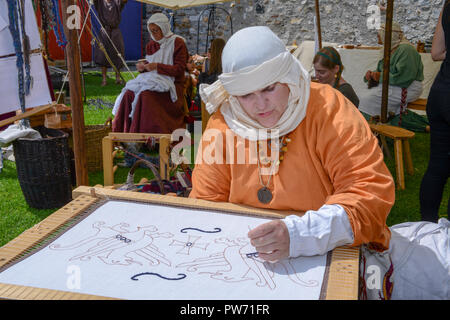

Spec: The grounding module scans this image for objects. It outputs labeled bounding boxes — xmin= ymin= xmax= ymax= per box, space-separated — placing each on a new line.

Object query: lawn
xmin=0 ymin=71 xmax=448 ymax=246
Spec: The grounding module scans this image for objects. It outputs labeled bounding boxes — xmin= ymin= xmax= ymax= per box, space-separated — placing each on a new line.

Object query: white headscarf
xmin=199 ymin=26 xmax=310 ymax=141
xmin=147 ymin=13 xmax=174 ymax=43
xmin=377 ymin=21 xmax=412 ymax=58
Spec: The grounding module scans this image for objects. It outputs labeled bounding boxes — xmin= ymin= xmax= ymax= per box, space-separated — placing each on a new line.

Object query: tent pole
xmin=314 ymin=0 xmax=322 ymax=49
xmin=381 ymin=0 xmax=394 ymax=123
xmin=62 ymin=0 xmax=89 ymax=186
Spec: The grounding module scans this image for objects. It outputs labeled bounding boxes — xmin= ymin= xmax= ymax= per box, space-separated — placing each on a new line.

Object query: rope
xmin=37 ymin=0 xmax=56 ymax=32
xmin=50 ymin=0 xmax=67 ymax=48
xmin=84 ymin=23 xmax=127 ymax=82
xmin=7 ymin=0 xmax=28 ymax=127
xmin=54 ymin=0 xmax=129 ymax=99
xmin=84 ymin=0 xmax=135 ymax=79
xmin=36 ymin=0 xmax=56 ymax=56
xmin=18 ymin=0 xmax=32 ymax=95
xmin=398 ymin=87 xmax=408 ymax=127
xmin=78 ymin=0 xmax=92 ymax=45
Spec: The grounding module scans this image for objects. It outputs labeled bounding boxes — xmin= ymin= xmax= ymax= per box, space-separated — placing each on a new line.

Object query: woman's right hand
xmin=365 ymin=70 xmax=372 ymax=81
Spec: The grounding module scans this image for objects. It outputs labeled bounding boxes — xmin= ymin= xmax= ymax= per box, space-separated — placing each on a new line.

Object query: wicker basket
xmin=85 ymin=118 xmax=112 ymax=172
xmin=67 ymin=118 xmax=112 ymax=172
xmin=13 ymin=126 xmax=72 ymax=209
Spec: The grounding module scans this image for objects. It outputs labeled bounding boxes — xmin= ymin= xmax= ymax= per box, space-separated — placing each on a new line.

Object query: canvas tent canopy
xmin=312 ymin=0 xmax=433 ymax=122
xmin=135 ymin=0 xmax=233 ymax=10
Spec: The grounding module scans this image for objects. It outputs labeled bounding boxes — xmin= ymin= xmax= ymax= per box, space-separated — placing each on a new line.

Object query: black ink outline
xmin=131 ymin=272 xmax=187 ymax=281
xmin=180 ymin=227 xmax=222 ymax=234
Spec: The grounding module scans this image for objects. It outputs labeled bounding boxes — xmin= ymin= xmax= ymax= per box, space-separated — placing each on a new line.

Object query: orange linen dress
xmin=189 ymin=82 xmax=395 ymax=250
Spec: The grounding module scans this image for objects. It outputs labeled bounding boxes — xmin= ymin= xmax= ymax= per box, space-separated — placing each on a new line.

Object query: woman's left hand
xmin=247 ymin=220 xmax=290 ymax=262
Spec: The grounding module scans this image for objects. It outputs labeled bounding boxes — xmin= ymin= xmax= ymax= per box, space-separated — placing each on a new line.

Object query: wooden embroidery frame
xmin=0 ymin=186 xmax=360 ymax=300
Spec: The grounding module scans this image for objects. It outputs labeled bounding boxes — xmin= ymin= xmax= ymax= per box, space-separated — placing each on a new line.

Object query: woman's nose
xmin=253 ymin=93 xmax=269 ymax=110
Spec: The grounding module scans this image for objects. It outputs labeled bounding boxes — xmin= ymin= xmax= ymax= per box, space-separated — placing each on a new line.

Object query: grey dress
xmin=93 ymin=0 xmax=126 ymax=70
xmin=337 ymin=82 xmax=360 ymax=108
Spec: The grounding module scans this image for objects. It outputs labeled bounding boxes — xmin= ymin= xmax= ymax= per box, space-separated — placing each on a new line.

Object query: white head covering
xmin=377 ymin=21 xmax=412 ymax=58
xmin=147 ymin=13 xmax=173 ymax=42
xmin=378 ymin=22 xmax=403 ymax=48
xmin=200 ymin=26 xmax=310 ymax=141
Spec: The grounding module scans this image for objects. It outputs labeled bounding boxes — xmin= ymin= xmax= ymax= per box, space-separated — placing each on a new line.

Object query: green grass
xmin=384 ymin=132 xmax=450 ymax=225
xmin=0 ymin=71 xmax=449 ymax=246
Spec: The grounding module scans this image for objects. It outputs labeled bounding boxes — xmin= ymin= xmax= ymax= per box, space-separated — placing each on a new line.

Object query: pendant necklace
xmin=256 ymin=136 xmax=289 ymax=204
xmin=256 ymin=158 xmax=276 ymax=204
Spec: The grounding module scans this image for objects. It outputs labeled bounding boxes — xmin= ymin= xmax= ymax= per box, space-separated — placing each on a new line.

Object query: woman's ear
xmin=333 ymin=65 xmax=340 ymax=75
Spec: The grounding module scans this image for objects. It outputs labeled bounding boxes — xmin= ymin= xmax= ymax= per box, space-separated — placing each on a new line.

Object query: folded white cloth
xmin=112 ymin=70 xmax=177 ymax=118
xmin=360 ymin=218 xmax=449 ymax=300
xmin=0 ymin=124 xmax=42 ymax=147
xmin=389 ymin=218 xmax=449 ymax=299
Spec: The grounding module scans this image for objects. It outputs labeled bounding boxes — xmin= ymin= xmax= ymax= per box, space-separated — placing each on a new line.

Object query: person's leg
xmin=101 ymin=66 xmax=107 ymax=86
xmin=359 ymin=85 xmax=403 ymax=117
xmin=115 ymin=70 xmax=123 ymax=85
xmin=419 ymin=90 xmax=450 ymax=222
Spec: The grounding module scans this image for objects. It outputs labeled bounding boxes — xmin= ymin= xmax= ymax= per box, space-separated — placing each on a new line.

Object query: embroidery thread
xmin=180 ymin=227 xmax=222 ymax=234
xmin=131 ymin=272 xmax=187 ymax=281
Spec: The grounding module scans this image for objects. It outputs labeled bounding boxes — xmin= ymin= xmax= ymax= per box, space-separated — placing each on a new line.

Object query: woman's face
xmin=236 ymin=82 xmax=290 ymax=128
xmin=149 ymin=23 xmax=163 ymax=41
xmin=314 ymin=62 xmax=339 ymax=85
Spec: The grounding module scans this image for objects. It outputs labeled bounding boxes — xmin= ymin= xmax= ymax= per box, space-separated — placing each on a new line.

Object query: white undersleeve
xmin=283 ymin=204 xmax=354 ymax=257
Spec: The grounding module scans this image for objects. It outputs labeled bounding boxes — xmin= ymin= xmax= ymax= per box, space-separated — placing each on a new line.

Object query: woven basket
xmin=84 ymin=118 xmax=112 ymax=172
xmin=67 ymin=118 xmax=112 ymax=172
xmin=13 ymin=126 xmax=72 ymax=209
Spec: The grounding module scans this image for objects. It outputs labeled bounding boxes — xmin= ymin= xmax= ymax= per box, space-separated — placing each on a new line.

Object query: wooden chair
xmin=369 ymin=123 xmax=415 ymax=190
xmin=102 ymin=132 xmax=172 ymax=186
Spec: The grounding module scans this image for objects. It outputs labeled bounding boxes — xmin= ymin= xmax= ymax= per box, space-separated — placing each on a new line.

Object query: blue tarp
xmin=119 ymin=1 xmax=143 ymax=61
xmin=91 ymin=1 xmax=143 ymax=61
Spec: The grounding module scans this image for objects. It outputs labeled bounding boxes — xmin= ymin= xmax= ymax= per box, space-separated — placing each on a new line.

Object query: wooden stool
xmin=407 ymin=98 xmax=427 ymax=111
xmin=406 ymin=99 xmax=430 ymax=132
xmin=369 ymin=123 xmax=415 ymax=190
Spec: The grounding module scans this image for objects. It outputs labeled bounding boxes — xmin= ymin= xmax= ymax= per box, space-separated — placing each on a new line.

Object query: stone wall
xmin=144 ymin=0 xmax=445 ymax=55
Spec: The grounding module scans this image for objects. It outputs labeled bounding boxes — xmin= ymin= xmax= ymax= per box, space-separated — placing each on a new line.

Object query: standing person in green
xmin=359 ymin=22 xmax=424 ymax=118
xmin=93 ymin=0 xmax=127 ymax=87
xmin=420 ymin=1 xmax=450 ymax=222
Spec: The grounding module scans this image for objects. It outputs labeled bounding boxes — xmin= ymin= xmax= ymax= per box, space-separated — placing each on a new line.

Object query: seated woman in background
xmin=313 ymin=46 xmax=360 ymax=108
xmin=359 ymin=22 xmax=423 ymax=119
xmin=194 ymin=38 xmax=226 ymax=108
xmin=112 ymin=13 xmax=188 ymax=134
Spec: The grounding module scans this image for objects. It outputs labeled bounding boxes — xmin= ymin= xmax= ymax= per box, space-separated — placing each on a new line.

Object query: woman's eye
xmin=263 ymin=85 xmax=276 ymax=92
